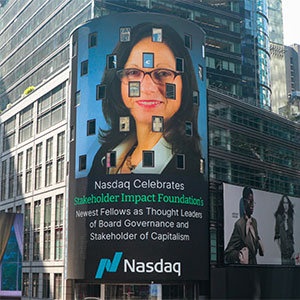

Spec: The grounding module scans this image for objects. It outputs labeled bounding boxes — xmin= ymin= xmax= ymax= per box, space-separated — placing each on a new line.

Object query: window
xmin=176 ymin=57 xmax=184 ymax=72
xmin=143 ymin=53 xmax=154 ymax=68
xmin=106 ymin=152 xmax=116 ymax=168
xmin=55 ymin=194 xmax=63 ymax=226
xmin=54 ymin=273 xmax=62 ymax=299
xmin=184 ymin=34 xmax=192 ymax=49
xmin=129 ymin=81 xmax=140 ymax=97
xmin=75 ymin=91 xmax=80 ymax=106
xmin=79 ymin=155 xmax=87 ymax=171
xmin=1 ymin=160 xmax=7 ymax=200
xmin=56 ymin=132 xmax=65 ymax=183
xmin=34 ymin=200 xmax=41 ymax=230
xmin=193 ymin=90 xmax=199 ymax=105
xmin=22 ymin=273 xmax=29 ymax=297
xmin=19 ymin=104 xmax=33 ymax=143
xmin=35 ymin=167 xmax=42 ymax=190
xmin=32 ymin=273 xmax=39 ymax=298
xmin=8 ymin=156 xmax=14 ymax=198
xmin=16 ymin=205 xmax=22 ymax=213
xmin=96 ymin=85 xmax=106 ymax=100
xmin=88 ymin=32 xmax=97 ymax=48
xmin=200 ymin=158 xmax=205 ymax=174
xmin=176 ymin=154 xmax=185 ymax=169
xmin=119 ymin=116 xmax=130 ymax=132
xmin=45 ymin=138 xmax=53 ymax=186
xmin=107 ymin=54 xmax=117 ymax=69
xmin=143 ymin=151 xmax=154 ymax=168
xmin=44 ymin=230 xmax=51 ymax=260
xmin=33 ymin=231 xmax=40 ymax=261
xmin=25 ymin=148 xmax=32 ymax=193
xmin=44 ymin=197 xmax=51 ymax=227
xmin=185 ymin=122 xmax=193 ymax=136
xmin=152 ymin=28 xmax=162 ymax=42
xmin=198 ymin=65 xmax=203 ymax=80
xmin=3 ymin=116 xmax=16 ymax=152
xmin=23 ymin=232 xmax=30 ymax=261
xmin=55 ymin=227 xmax=63 ymax=260
xmin=166 ymin=83 xmax=176 ymax=99
xmin=37 ymin=83 xmax=66 ymax=133
xmin=120 ymin=27 xmax=131 ymax=42
xmin=87 ymin=119 xmax=96 ymax=136
xmin=24 ymin=203 xmax=31 ymax=232
xmin=152 ymin=116 xmax=164 ymax=132
xmin=43 ymin=273 xmax=50 ymax=298
xmin=81 ymin=60 xmax=88 ymax=76
xmin=17 ymin=152 xmax=23 ymax=196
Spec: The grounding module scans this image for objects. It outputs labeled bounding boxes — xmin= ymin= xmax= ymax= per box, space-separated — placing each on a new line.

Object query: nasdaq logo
xmin=95 ymin=252 xmax=123 ymax=279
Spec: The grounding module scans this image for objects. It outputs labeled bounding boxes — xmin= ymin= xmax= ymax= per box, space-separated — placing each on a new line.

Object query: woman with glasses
xmin=274 ymin=195 xmax=295 ymax=265
xmin=89 ymin=22 xmax=202 ymax=175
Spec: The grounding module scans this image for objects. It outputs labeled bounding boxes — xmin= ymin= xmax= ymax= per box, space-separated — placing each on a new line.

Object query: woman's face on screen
xmin=120 ymin=36 xmax=182 ymax=125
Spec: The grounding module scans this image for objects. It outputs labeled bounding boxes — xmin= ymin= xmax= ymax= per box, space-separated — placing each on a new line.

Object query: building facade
xmin=0 ymin=1 xmax=299 ymax=299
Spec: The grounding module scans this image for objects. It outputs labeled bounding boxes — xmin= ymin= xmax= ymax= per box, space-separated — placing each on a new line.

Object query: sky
xmin=282 ymin=0 xmax=300 ymax=45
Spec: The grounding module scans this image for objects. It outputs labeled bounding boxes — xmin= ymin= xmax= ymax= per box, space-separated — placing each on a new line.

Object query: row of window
xmin=209 ymin=157 xmax=300 ymax=197
xmin=23 ymin=194 xmax=64 ymax=261
xmin=1 ymin=131 xmax=65 ymax=201
xmin=3 ymin=83 xmax=66 ymax=153
xmin=22 ymin=272 xmax=62 ymax=299
xmin=208 ymin=97 xmax=300 ymax=144
xmin=209 ymin=125 xmax=300 ymax=170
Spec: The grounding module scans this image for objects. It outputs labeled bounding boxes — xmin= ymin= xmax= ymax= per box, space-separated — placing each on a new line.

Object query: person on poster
xmin=274 ymin=195 xmax=295 ymax=265
xmin=224 ymin=187 xmax=264 ymax=264
xmin=89 ymin=22 xmax=204 ymax=176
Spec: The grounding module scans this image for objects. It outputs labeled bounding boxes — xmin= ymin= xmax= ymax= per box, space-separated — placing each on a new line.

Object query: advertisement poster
xmin=224 ymin=183 xmax=300 ymax=265
xmin=0 ymin=213 xmax=23 ymax=297
xmin=68 ymin=13 xmax=208 ymax=281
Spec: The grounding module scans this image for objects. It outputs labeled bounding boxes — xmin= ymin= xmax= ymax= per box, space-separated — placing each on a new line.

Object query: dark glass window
xmin=79 ymin=155 xmax=87 ymax=171
xmin=81 ymin=60 xmax=88 ymax=76
xmin=185 ymin=122 xmax=193 ymax=136
xmin=184 ymin=34 xmax=192 ymax=49
xmin=88 ymin=32 xmax=97 ymax=48
xmin=176 ymin=154 xmax=185 ymax=169
xmin=193 ymin=90 xmax=199 ymax=105
xmin=107 ymin=54 xmax=117 ymax=69
xmin=143 ymin=151 xmax=154 ymax=168
xmin=96 ymin=85 xmax=106 ymax=100
xmin=166 ymin=83 xmax=176 ymax=99
xmin=87 ymin=119 xmax=96 ymax=136
xmin=176 ymin=58 xmax=184 ymax=72
xmin=106 ymin=152 xmax=116 ymax=168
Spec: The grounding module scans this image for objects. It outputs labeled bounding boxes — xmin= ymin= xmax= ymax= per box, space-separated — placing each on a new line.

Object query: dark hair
xmin=275 ymin=195 xmax=294 ymax=218
xmin=242 ymin=187 xmax=253 ymax=200
xmin=99 ymin=22 xmax=201 ymax=156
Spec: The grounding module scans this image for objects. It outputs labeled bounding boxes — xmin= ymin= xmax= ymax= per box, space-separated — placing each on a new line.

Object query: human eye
xmin=154 ymin=69 xmax=173 ymax=80
xmin=124 ymin=68 xmax=142 ymax=79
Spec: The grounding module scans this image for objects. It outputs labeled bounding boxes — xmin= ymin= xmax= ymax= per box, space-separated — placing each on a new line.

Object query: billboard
xmin=224 ymin=183 xmax=300 ymax=265
xmin=68 ymin=13 xmax=208 ymax=281
xmin=0 ymin=213 xmax=23 ymax=297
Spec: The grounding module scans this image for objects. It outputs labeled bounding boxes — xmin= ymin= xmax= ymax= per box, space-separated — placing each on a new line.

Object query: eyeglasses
xmin=116 ymin=68 xmax=182 ymax=85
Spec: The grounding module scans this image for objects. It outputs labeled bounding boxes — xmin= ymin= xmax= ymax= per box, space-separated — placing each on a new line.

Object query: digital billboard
xmin=0 ymin=213 xmax=23 ymax=297
xmin=68 ymin=13 xmax=208 ymax=281
xmin=224 ymin=183 xmax=300 ymax=265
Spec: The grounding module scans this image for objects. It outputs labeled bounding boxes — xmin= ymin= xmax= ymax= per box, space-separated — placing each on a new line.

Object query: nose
xmin=141 ymin=73 xmax=159 ymax=94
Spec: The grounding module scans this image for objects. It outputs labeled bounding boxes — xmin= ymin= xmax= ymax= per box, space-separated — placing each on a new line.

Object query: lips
xmin=136 ymin=100 xmax=163 ymax=108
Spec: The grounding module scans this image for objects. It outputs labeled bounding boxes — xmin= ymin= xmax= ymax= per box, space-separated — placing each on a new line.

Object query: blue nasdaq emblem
xmin=95 ymin=252 xmax=123 ymax=279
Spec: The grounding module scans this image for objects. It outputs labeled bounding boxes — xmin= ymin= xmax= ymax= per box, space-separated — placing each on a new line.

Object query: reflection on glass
xmin=152 ymin=28 xmax=162 ymax=42
xmin=152 ymin=116 xmax=164 ymax=132
xmin=166 ymin=83 xmax=176 ymax=99
xmin=107 ymin=54 xmax=117 ymax=69
xmin=120 ymin=27 xmax=131 ymax=42
xmin=143 ymin=53 xmax=154 ymax=68
xmin=143 ymin=151 xmax=154 ymax=167
xmin=119 ymin=116 xmax=130 ymax=132
xmin=129 ymin=81 xmax=140 ymax=97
